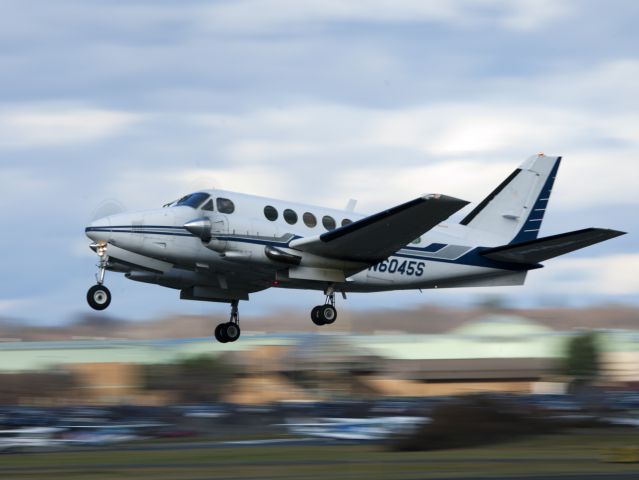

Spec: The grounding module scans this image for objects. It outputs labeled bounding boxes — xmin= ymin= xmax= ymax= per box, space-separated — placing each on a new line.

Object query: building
xmin=0 ymin=315 xmax=637 ymax=404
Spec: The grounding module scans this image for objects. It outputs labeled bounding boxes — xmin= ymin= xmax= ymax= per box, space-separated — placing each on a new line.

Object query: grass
xmin=0 ymin=430 xmax=638 ymax=479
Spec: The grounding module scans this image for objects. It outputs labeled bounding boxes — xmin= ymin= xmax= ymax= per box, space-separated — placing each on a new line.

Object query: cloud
xmin=197 ymin=0 xmax=574 ymax=34
xmin=0 ymin=298 xmax=31 ymax=315
xmin=175 ymin=99 xmax=639 ymax=210
xmin=104 ymin=165 xmax=293 ymax=209
xmin=0 ymin=167 xmax=51 ymax=197
xmin=490 ymin=59 xmax=639 ymax=112
xmin=0 ymin=105 xmax=141 ymax=149
xmin=496 ymin=0 xmax=574 ymax=31
xmin=526 ymin=253 xmax=639 ymax=296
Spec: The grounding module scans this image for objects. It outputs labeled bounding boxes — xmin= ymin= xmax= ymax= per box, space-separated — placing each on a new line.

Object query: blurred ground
xmin=1 ymin=303 xmax=637 ymax=479
xmin=1 ymin=430 xmax=638 ymax=480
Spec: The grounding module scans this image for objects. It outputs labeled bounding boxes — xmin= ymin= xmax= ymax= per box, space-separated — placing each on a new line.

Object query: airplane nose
xmin=85 ymin=216 xmax=111 ymax=242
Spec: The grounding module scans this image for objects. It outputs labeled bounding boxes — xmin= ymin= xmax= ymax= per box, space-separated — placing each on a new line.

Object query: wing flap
xmin=288 ymin=194 xmax=469 ymax=262
xmin=480 ymin=228 xmax=625 ymax=265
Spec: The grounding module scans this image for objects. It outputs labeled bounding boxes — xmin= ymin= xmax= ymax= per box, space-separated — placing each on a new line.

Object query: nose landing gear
xmin=214 ymin=300 xmax=241 ymax=343
xmin=311 ymin=289 xmax=338 ymax=326
xmin=87 ymin=241 xmax=112 ymax=311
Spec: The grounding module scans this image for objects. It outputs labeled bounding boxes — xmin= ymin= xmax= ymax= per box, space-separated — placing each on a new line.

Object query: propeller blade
xmin=91 ymin=199 xmax=126 ymax=222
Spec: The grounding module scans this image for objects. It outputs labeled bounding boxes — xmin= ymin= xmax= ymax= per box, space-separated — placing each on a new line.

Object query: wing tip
xmin=598 ymin=228 xmax=627 ymax=238
xmin=422 ymin=193 xmax=470 ymax=207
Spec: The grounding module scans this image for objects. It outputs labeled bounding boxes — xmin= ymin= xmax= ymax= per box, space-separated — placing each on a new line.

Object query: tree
xmin=143 ymin=354 xmax=236 ymax=403
xmin=563 ymin=331 xmax=600 ymax=389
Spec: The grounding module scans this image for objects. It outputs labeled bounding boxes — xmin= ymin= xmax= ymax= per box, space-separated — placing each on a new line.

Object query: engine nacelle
xmin=126 ymin=268 xmax=217 ymax=290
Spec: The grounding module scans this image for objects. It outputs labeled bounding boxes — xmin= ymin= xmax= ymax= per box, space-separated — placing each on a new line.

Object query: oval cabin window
xmin=283 ymin=209 xmax=298 ymax=225
xmin=303 ymin=212 xmax=317 ymax=228
xmin=322 ymin=215 xmax=336 ymax=231
xmin=264 ymin=205 xmax=278 ymax=221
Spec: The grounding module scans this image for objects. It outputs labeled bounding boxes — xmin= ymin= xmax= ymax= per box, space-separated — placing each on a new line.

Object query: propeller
xmin=90 ymin=198 xmax=126 ymax=222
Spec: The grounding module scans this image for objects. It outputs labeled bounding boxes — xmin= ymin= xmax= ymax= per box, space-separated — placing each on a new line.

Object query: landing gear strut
xmin=214 ymin=300 xmax=241 ymax=343
xmin=311 ymin=288 xmax=338 ymax=326
xmin=87 ymin=241 xmax=112 ymax=311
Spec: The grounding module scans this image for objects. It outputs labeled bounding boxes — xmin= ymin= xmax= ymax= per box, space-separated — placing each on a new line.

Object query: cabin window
xmin=303 ymin=212 xmax=317 ymax=228
xmin=341 ymin=218 xmax=352 ymax=227
xmin=322 ymin=215 xmax=336 ymax=231
xmin=174 ymin=192 xmax=210 ymax=209
xmin=283 ymin=209 xmax=298 ymax=225
xmin=201 ymin=199 xmax=214 ymax=211
xmin=216 ymin=197 xmax=235 ymax=214
xmin=264 ymin=205 xmax=278 ymax=221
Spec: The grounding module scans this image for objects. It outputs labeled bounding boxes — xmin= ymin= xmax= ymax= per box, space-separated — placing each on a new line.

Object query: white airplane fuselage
xmin=86 ymin=190 xmax=526 ymax=298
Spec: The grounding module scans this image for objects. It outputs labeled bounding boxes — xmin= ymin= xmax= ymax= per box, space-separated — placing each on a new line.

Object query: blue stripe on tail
xmin=510 ymin=157 xmax=561 ymax=244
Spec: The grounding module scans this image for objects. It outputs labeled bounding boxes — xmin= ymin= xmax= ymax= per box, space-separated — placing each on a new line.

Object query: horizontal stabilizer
xmin=289 ymin=194 xmax=469 ymax=263
xmin=480 ymin=228 xmax=625 ymax=265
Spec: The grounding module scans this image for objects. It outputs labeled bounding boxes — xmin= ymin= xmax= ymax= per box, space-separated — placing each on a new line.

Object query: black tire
xmin=214 ymin=324 xmax=228 ymax=343
xmin=311 ymin=305 xmax=325 ymax=326
xmin=224 ymin=322 xmax=241 ymax=342
xmin=87 ymin=284 xmax=111 ymax=311
xmin=320 ymin=305 xmax=337 ymax=324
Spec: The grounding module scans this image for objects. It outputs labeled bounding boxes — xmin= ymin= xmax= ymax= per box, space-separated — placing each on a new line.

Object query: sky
xmin=0 ymin=0 xmax=637 ymax=325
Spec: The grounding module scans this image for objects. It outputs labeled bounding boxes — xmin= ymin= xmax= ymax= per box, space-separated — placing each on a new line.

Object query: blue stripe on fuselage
xmin=84 ymin=227 xmax=536 ymax=271
xmin=85 ymin=226 xmax=193 ymax=237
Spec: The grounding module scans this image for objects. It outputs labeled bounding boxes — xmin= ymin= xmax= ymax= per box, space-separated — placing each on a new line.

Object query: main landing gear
xmin=214 ymin=300 xmax=241 ymax=343
xmin=87 ymin=241 xmax=112 ymax=311
xmin=311 ymin=289 xmax=338 ymax=326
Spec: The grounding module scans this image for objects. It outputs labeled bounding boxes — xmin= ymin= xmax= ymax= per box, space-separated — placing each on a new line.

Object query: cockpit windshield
xmin=164 ymin=192 xmax=211 ymax=209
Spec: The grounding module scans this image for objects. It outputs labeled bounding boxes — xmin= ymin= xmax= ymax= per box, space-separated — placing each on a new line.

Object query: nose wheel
xmin=87 ymin=284 xmax=111 ymax=310
xmin=87 ymin=241 xmax=112 ymax=311
xmin=214 ymin=300 xmax=241 ymax=343
xmin=311 ymin=289 xmax=338 ymax=326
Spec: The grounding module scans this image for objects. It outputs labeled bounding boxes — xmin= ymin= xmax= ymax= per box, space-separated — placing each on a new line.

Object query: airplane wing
xmin=480 ymin=228 xmax=625 ymax=265
xmin=288 ymin=194 xmax=469 ymax=263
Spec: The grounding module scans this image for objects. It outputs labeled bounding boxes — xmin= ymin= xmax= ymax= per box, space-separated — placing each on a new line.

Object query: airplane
xmin=85 ymin=154 xmax=625 ymax=343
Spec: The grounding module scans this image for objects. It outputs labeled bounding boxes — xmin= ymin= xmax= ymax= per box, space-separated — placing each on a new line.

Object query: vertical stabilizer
xmin=460 ymin=154 xmax=561 ymax=244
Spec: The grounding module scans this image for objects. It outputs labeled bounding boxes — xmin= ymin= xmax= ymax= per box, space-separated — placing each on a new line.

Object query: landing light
xmin=96 ymin=241 xmax=108 ymax=257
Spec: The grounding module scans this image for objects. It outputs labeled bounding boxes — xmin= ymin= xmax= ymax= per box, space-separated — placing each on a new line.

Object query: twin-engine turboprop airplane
xmin=85 ymin=154 xmax=625 ymax=342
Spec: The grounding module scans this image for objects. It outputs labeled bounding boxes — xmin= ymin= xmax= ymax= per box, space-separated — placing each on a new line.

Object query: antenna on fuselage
xmin=345 ymin=199 xmax=357 ymax=212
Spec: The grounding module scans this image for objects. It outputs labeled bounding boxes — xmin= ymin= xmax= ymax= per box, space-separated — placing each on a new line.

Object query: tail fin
xmin=460 ymin=154 xmax=561 ymax=244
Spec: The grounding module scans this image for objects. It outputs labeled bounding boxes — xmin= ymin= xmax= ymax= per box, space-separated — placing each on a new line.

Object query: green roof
xmin=450 ymin=315 xmax=555 ymax=338
xmin=0 ymin=336 xmax=295 ymax=372
xmin=0 ymin=315 xmax=637 ymax=372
